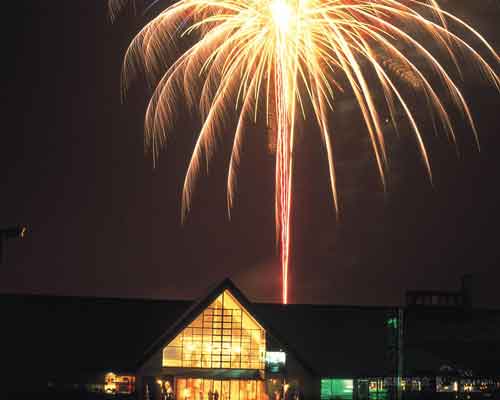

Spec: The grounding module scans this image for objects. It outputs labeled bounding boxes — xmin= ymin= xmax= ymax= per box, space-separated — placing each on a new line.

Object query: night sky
xmin=1 ymin=0 xmax=499 ymax=306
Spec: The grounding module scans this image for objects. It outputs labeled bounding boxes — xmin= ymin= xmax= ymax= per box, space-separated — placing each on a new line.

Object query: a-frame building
xmin=136 ymin=279 xmax=315 ymax=400
xmin=5 ymin=277 xmax=499 ymax=399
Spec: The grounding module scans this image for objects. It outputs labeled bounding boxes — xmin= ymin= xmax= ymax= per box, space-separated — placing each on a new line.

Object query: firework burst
xmin=110 ymin=0 xmax=499 ymax=304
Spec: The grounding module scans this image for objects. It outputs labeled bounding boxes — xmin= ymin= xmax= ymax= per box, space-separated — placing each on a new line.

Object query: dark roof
xmin=254 ymin=303 xmax=396 ymax=378
xmin=404 ymin=307 xmax=500 ymax=377
xmin=2 ymin=280 xmax=500 ymax=381
xmin=0 ymin=293 xmax=192 ymax=377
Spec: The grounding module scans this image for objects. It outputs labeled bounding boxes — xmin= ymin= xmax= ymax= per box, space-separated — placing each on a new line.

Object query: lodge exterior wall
xmin=283 ymin=348 xmax=319 ymax=400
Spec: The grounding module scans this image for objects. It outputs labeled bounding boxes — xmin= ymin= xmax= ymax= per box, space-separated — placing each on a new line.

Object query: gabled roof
xmin=3 ymin=281 xmax=499 ymax=382
xmin=138 ymin=278 xmax=244 ymax=367
xmin=137 ymin=278 xmax=315 ymax=375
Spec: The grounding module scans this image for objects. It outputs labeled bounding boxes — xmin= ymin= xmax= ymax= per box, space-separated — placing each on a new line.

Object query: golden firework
xmin=110 ymin=0 xmax=499 ymax=304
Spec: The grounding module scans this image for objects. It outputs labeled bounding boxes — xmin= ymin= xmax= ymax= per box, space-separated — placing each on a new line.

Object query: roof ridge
xmin=0 ymin=292 xmax=193 ymax=303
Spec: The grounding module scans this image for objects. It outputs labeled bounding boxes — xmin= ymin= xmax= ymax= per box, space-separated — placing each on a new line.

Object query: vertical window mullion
xmin=240 ymin=309 xmax=243 ymax=369
xmin=181 ymin=332 xmax=184 ymax=367
xmin=211 ymin=307 xmax=214 ymax=368
xmin=220 ymin=292 xmax=224 ymax=366
xmin=202 ymin=310 xmax=205 ymax=368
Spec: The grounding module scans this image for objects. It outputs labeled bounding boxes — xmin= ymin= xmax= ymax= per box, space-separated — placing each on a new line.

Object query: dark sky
xmin=1 ymin=1 xmax=499 ymax=306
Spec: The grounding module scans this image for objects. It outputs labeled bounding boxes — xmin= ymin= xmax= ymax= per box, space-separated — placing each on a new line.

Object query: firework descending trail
xmin=273 ymin=0 xmax=295 ymax=304
xmin=110 ymin=0 xmax=499 ymax=304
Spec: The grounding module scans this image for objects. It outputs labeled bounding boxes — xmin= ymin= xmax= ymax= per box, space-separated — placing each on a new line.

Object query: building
xmin=2 ymin=278 xmax=500 ymax=399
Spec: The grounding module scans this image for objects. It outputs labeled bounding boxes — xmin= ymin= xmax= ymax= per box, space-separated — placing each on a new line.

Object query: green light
xmin=387 ymin=317 xmax=398 ymax=329
xmin=321 ymin=379 xmax=353 ymax=400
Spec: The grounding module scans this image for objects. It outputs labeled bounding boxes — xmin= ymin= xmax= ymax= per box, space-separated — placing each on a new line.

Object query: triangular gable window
xmin=163 ymin=290 xmax=266 ymax=370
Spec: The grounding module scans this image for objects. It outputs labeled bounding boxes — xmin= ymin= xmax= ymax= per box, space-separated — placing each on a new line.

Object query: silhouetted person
xmin=214 ymin=389 xmax=219 ymax=400
xmin=164 ymin=382 xmax=174 ymax=400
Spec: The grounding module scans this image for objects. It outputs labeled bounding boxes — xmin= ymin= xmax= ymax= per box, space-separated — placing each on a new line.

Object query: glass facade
xmin=321 ymin=379 xmax=353 ymax=400
xmin=368 ymin=379 xmax=388 ymax=399
xmin=104 ymin=373 xmax=135 ymax=394
xmin=163 ymin=290 xmax=266 ymax=369
xmin=265 ymin=352 xmax=286 ymax=373
xmin=176 ymin=378 xmax=265 ymax=400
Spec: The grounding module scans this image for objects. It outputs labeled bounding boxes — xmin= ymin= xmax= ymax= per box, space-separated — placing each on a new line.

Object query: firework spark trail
xmin=273 ymin=0 xmax=293 ymax=304
xmin=110 ymin=0 xmax=500 ymax=305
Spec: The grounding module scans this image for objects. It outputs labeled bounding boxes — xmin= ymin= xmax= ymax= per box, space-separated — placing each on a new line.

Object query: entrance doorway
xmin=176 ymin=378 xmax=266 ymax=400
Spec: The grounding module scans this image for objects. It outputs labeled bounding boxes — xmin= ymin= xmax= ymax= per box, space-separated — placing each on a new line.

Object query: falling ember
xmin=272 ymin=0 xmax=294 ymax=304
xmin=110 ymin=0 xmax=500 ymax=305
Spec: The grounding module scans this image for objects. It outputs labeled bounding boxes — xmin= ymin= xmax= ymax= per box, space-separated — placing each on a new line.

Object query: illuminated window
xmin=104 ymin=373 xmax=135 ymax=395
xmin=368 ymin=379 xmax=389 ymax=399
xmin=387 ymin=318 xmax=398 ymax=329
xmin=321 ymin=379 xmax=353 ymax=400
xmin=265 ymin=352 xmax=286 ymax=373
xmin=163 ymin=290 xmax=266 ymax=369
xmin=176 ymin=378 xmax=265 ymax=400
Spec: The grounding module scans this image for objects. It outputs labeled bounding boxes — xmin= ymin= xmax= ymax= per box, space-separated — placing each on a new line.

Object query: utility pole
xmin=397 ymin=307 xmax=404 ymax=400
xmin=387 ymin=308 xmax=404 ymax=400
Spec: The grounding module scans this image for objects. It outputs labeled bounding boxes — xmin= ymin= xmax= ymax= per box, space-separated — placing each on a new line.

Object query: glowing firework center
xmin=270 ymin=0 xmax=292 ymax=32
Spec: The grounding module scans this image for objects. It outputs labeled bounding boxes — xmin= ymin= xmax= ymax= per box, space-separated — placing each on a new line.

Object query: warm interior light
xmin=104 ymin=373 xmax=117 ymax=393
xmin=163 ymin=290 xmax=265 ymax=369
